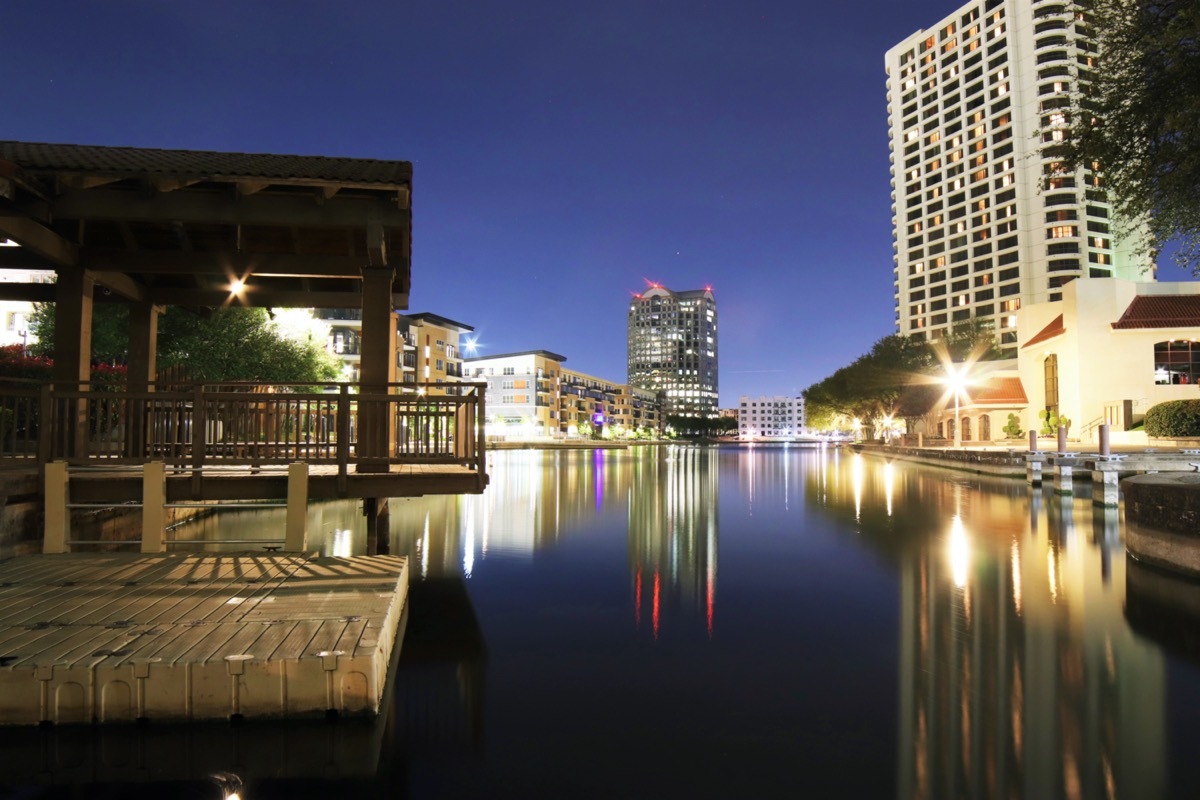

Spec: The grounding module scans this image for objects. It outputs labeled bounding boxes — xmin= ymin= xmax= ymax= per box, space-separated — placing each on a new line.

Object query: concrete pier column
xmin=1054 ymin=457 xmax=1074 ymax=496
xmin=285 ymin=462 xmax=309 ymax=551
xmin=43 ymin=460 xmax=70 ymax=554
xmin=141 ymin=461 xmax=166 ymax=553
xmin=1026 ymin=453 xmax=1045 ymax=486
xmin=1093 ymin=468 xmax=1120 ymax=508
xmin=364 ymin=496 xmax=390 ymax=556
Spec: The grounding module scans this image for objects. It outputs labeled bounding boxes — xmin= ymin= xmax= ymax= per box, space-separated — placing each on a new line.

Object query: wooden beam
xmin=0 ymin=209 xmax=78 ymax=266
xmin=144 ymin=287 xmax=404 ymax=308
xmin=52 ymin=188 xmax=409 ymax=229
xmin=92 ymin=271 xmax=146 ymax=302
xmin=237 ymin=181 xmax=271 ymax=196
xmin=0 ymin=282 xmax=55 ymax=302
xmin=77 ymin=249 xmax=372 ymax=277
xmin=152 ymin=177 xmax=203 ymax=193
xmin=57 ymin=174 xmax=123 ymax=191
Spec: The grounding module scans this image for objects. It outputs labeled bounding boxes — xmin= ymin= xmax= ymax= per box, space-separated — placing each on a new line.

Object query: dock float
xmin=0 ymin=552 xmax=408 ymax=725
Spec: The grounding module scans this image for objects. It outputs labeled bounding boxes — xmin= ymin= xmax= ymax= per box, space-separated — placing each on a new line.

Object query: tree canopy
xmin=802 ymin=322 xmax=1004 ymax=434
xmin=27 ymin=304 xmax=341 ymax=383
xmin=1057 ymin=0 xmax=1200 ymax=272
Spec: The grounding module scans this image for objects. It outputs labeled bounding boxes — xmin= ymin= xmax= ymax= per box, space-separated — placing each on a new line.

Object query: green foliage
xmin=29 ymin=305 xmax=340 ymax=384
xmin=803 ymin=325 xmax=1003 ymax=432
xmin=1055 ymin=0 xmax=1200 ymax=273
xmin=1002 ymin=413 xmax=1024 ymax=439
xmin=1144 ymin=400 xmax=1200 ymax=437
xmin=664 ymin=414 xmax=734 ymax=438
xmin=1038 ymin=409 xmax=1072 ymax=436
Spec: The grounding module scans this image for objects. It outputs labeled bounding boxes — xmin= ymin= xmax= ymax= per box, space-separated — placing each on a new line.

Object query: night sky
xmin=4 ymin=0 xmax=1166 ymax=406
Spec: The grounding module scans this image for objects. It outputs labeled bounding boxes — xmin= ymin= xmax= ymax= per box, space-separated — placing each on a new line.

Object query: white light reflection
xmin=1011 ymin=540 xmax=1022 ymax=615
xmin=883 ymin=462 xmax=895 ymax=517
xmin=949 ymin=515 xmax=970 ymax=589
xmin=331 ymin=528 xmax=352 ymax=558
xmin=463 ymin=498 xmax=475 ymax=578
xmin=1048 ymin=547 xmax=1059 ymax=603
xmin=851 ymin=454 xmax=864 ymax=521
xmin=420 ymin=512 xmax=430 ymax=578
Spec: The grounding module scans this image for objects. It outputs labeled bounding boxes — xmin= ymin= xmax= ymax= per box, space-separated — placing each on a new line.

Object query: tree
xmin=28 ymin=304 xmax=340 ymax=383
xmin=803 ymin=325 xmax=1005 ymax=436
xmin=1056 ymin=0 xmax=1200 ymax=272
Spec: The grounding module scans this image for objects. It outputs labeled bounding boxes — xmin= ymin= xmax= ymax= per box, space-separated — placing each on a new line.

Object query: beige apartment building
xmin=885 ymin=0 xmax=1154 ymax=357
xmin=465 ymin=351 xmax=663 ymax=439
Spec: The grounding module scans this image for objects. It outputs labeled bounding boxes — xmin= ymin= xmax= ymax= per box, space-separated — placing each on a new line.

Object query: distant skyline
xmin=1 ymin=0 xmax=1185 ymax=406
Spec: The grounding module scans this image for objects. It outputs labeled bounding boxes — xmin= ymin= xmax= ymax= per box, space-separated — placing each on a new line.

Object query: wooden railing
xmin=0 ymin=379 xmax=486 ymax=475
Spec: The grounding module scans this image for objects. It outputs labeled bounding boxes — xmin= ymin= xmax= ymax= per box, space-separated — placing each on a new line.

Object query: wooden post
xmin=141 ymin=461 xmax=166 ymax=553
xmin=126 ymin=302 xmax=160 ymax=459
xmin=358 ymin=267 xmax=397 ymax=472
xmin=1057 ymin=425 xmax=1067 ymax=454
xmin=285 ymin=462 xmax=309 ymax=552
xmin=1099 ymin=423 xmax=1110 ymax=457
xmin=52 ymin=269 xmax=94 ymax=458
xmin=43 ymin=460 xmax=69 ymax=554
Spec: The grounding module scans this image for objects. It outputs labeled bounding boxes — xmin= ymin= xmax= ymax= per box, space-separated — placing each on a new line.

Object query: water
xmin=7 ymin=445 xmax=1200 ymax=798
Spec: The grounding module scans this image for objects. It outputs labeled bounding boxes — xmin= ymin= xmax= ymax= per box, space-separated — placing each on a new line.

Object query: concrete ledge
xmin=1124 ymin=473 xmax=1200 ymax=577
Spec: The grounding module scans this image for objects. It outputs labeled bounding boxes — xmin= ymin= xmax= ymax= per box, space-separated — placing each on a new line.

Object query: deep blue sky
xmin=0 ymin=0 xmax=1055 ymax=404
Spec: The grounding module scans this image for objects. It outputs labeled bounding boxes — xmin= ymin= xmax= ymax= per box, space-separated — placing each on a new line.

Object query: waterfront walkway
xmin=0 ymin=551 xmax=408 ymax=725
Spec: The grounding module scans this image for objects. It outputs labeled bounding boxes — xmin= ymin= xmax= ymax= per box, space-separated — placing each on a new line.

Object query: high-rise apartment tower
xmin=627 ymin=284 xmax=718 ymax=418
xmin=886 ymin=0 xmax=1153 ymax=357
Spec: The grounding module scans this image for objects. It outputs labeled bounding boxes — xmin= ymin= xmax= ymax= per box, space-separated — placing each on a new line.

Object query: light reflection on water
xmin=18 ymin=445 xmax=1200 ymax=797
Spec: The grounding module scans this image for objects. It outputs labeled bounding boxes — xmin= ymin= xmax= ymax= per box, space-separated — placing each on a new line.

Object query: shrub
xmin=1002 ymin=413 xmax=1023 ymax=438
xmin=1144 ymin=400 xmax=1200 ymax=437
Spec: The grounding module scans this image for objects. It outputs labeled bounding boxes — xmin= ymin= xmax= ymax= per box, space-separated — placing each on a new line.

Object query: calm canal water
xmin=9 ymin=445 xmax=1200 ymax=798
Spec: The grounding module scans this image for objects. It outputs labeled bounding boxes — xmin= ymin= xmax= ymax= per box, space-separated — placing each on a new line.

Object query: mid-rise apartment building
xmin=738 ymin=396 xmax=807 ymax=440
xmin=885 ymin=0 xmax=1153 ymax=357
xmin=465 ymin=350 xmax=565 ymax=438
xmin=465 ymin=351 xmax=663 ymax=439
xmin=627 ymin=284 xmax=718 ymax=418
xmin=315 ymin=309 xmax=472 ymax=391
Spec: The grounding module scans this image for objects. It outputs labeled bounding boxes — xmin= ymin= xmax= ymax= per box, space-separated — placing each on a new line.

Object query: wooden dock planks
xmin=0 ymin=552 xmax=408 ymax=724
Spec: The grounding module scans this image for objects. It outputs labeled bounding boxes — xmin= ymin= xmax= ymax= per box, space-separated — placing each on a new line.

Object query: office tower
xmin=886 ymin=0 xmax=1154 ymax=357
xmin=627 ymin=284 xmax=718 ymax=418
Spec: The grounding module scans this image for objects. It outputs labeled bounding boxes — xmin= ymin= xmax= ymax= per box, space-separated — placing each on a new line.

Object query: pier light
xmin=230 ymin=278 xmax=245 ymax=296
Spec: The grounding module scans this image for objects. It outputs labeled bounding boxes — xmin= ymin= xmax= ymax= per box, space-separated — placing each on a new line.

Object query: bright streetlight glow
xmin=943 ymin=363 xmax=971 ymax=448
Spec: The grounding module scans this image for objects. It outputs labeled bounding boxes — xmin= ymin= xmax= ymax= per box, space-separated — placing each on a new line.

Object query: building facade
xmin=465 ymin=351 xmax=664 ymax=439
xmin=885 ymin=0 xmax=1154 ymax=358
xmin=627 ymin=284 xmax=718 ymax=418
xmin=465 ymin=350 xmax=565 ymax=438
xmin=737 ymin=396 xmax=807 ymax=441
xmin=315 ymin=309 xmax=472 ymax=391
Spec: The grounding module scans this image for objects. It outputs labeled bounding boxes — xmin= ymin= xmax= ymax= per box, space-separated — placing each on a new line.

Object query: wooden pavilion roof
xmin=0 ymin=141 xmax=412 ymax=309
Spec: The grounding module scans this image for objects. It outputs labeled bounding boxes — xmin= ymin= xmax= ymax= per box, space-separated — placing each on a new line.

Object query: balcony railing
xmin=0 ymin=379 xmax=486 ymax=477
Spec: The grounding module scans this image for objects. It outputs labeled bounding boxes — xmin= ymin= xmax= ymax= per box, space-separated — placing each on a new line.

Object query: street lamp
xmin=944 ymin=364 xmax=970 ymax=448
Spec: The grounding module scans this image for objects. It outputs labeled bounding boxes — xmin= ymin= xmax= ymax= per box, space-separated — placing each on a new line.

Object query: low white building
xmin=931 ymin=278 xmax=1200 ymax=445
xmin=738 ymin=396 xmax=806 ymax=440
xmin=1016 ymin=277 xmax=1200 ymax=441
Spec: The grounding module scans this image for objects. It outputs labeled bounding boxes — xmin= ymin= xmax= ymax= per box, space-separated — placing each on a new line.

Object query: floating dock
xmin=0 ymin=552 xmax=408 ymax=725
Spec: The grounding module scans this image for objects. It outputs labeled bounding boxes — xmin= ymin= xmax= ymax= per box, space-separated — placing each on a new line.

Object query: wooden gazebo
xmin=0 ymin=142 xmax=485 ymax=551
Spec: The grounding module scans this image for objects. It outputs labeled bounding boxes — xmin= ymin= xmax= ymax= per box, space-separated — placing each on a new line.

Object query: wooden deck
xmin=0 ymin=552 xmax=408 ymax=725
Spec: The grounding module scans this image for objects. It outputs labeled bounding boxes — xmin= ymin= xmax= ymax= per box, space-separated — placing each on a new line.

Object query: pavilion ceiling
xmin=0 ymin=141 xmax=412 ymax=309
